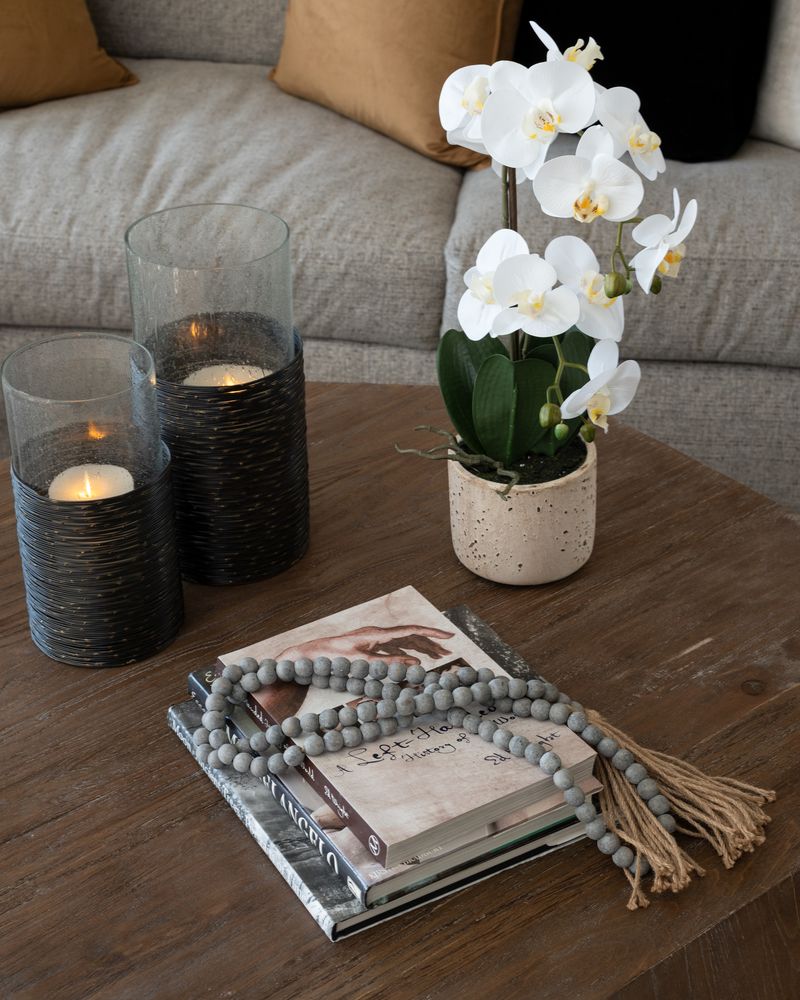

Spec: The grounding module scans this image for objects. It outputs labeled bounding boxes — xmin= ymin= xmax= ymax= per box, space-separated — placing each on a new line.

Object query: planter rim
xmin=451 ymin=440 xmax=596 ymax=496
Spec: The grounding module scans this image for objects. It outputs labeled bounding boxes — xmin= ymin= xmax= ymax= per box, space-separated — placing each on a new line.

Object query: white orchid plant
xmin=406 ymin=21 xmax=698 ymax=490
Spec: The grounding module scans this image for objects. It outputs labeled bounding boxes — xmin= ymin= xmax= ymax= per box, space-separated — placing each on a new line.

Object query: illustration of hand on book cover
xmin=217 ymin=587 xmax=597 ymax=866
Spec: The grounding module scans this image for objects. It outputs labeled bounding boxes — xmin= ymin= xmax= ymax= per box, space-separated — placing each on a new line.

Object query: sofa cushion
xmin=0 ymin=59 xmax=462 ymax=352
xmin=444 ymin=138 xmax=800 ymax=369
xmin=754 ymin=0 xmax=800 ymax=150
xmin=85 ymin=0 xmax=288 ymax=66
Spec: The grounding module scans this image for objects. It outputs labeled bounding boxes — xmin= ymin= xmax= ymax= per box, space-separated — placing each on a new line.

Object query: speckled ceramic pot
xmin=448 ymin=442 xmax=597 ymax=586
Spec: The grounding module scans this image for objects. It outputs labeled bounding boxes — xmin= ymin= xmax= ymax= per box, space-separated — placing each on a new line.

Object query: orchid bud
xmin=553 ymin=422 xmax=570 ymax=441
xmin=580 ymin=424 xmax=596 ymax=443
xmin=649 ymin=274 xmax=662 ymax=294
xmin=624 ymin=277 xmax=633 ymax=294
xmin=604 ymin=272 xmax=627 ymax=299
xmin=539 ymin=403 xmax=562 ymax=429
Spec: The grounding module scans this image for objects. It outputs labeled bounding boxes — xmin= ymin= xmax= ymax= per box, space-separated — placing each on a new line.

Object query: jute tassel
xmin=586 ymin=710 xmax=776 ymax=910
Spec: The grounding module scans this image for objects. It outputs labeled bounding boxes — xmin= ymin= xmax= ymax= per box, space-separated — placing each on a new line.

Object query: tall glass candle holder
xmin=2 ymin=334 xmax=184 ymax=667
xmin=125 ymin=203 xmax=309 ymax=585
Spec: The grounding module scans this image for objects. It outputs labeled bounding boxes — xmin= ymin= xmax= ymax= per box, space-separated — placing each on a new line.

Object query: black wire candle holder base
xmin=155 ymin=333 xmax=310 ymax=585
xmin=11 ymin=452 xmax=184 ymax=668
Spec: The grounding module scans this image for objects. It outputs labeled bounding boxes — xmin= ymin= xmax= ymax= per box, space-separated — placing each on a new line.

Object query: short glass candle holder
xmin=2 ymin=334 xmax=184 ymax=667
xmin=125 ymin=203 xmax=309 ymax=585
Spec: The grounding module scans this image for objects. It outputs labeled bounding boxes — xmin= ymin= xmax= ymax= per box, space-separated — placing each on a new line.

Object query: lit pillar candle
xmin=48 ymin=464 xmax=134 ymax=502
xmin=182 ymin=364 xmax=270 ymax=387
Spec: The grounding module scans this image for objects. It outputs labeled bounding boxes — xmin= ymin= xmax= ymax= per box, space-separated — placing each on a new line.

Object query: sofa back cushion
xmin=754 ymin=0 xmax=800 ymax=150
xmin=85 ymin=0 xmax=288 ymax=65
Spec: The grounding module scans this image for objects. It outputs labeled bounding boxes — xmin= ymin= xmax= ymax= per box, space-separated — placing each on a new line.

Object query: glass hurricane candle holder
xmin=125 ymin=203 xmax=309 ymax=585
xmin=2 ymin=334 xmax=184 ymax=667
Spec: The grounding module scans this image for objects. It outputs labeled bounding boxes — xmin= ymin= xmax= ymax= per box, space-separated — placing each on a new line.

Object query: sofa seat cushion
xmin=444 ymin=139 xmax=800 ymax=369
xmin=0 ymin=59 xmax=463 ymax=352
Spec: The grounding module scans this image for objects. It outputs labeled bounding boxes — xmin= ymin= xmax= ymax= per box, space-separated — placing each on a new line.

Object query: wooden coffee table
xmin=1 ymin=383 xmax=798 ymax=999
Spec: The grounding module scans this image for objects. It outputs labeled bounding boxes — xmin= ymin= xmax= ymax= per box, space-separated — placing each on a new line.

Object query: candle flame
xmin=222 ymin=373 xmax=237 ymax=386
xmin=80 ymin=471 xmax=94 ymax=500
xmin=189 ymin=320 xmax=207 ymax=339
xmin=87 ymin=421 xmax=106 ymax=440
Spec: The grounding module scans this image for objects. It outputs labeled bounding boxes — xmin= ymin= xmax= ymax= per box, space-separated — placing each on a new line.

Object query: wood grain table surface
xmin=1 ymin=383 xmax=798 ymax=1000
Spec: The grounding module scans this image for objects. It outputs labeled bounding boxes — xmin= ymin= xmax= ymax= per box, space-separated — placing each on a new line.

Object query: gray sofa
xmin=1 ymin=1 xmax=798 ymax=509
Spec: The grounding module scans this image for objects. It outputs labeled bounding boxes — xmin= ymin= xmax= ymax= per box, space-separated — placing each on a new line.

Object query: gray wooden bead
xmin=258 ymin=656 xmax=278 ymax=676
xmin=335 ymin=708 xmax=355 ymax=729
xmin=507 ymin=678 xmax=527 ymax=700
xmin=489 ymin=677 xmax=509 ymax=700
xmin=382 ymin=681 xmax=401 ymax=701
xmin=363 ymin=679 xmax=383 ymax=698
xmin=379 ymin=718 xmax=398 ymax=736
xmin=432 ymin=709 xmax=448 ymax=721
xmin=414 ymin=693 xmax=435 ymax=716
xmin=439 ymin=672 xmax=458 ymax=692
xmin=575 ymin=802 xmax=597 ymax=823
xmin=295 ymin=658 xmax=314 ymax=679
xmin=341 ymin=726 xmax=362 ymax=747
xmin=658 ymin=813 xmax=677 ymax=834
xmin=346 ymin=677 xmax=365 ymax=696
xmin=581 ymin=724 xmax=603 ymax=746
xmin=266 ymin=724 xmax=284 ymax=747
xmin=564 ymin=786 xmax=585 ymax=807
xmin=300 ymin=712 xmax=319 ymax=733
xmin=558 ymin=692 xmax=573 ymax=704
xmin=463 ymin=713 xmax=481 ymax=734
xmin=311 ymin=675 xmax=330 ymax=689
xmin=319 ymin=708 xmax=339 ymax=730
xmin=471 ymin=682 xmax=492 ymax=705
xmin=330 ymin=656 xmax=350 ymax=676
xmin=249 ymin=732 xmax=269 ymax=752
xmin=211 ymin=676 xmax=232 ymax=696
xmin=228 ymin=683 xmax=246 ymax=704
xmin=387 ymin=662 xmax=407 ymax=682
xmin=276 ymin=660 xmax=295 ymax=682
xmin=268 ymin=753 xmax=288 ymax=775
xmin=478 ymin=720 xmax=498 ymax=742
xmin=493 ymin=727 xmax=513 ymax=751
xmin=350 ymin=658 xmax=369 ymax=679
xmin=496 ymin=697 xmax=514 ymax=713
xmin=377 ymin=699 xmax=396 ymax=719
xmin=295 ymin=674 xmax=312 ymax=687
xmin=524 ymin=742 xmax=545 ymax=765
xmin=553 ymin=768 xmax=574 ymax=790
xmin=239 ymin=657 xmax=259 ymax=674
xmin=209 ymin=729 xmax=228 ymax=750
xmin=539 ymin=751 xmax=561 ymax=775
xmin=648 ymin=795 xmax=670 ymax=816
xmin=424 ymin=682 xmax=441 ymax=696
xmin=396 ymin=693 xmax=416 ymax=716
xmin=637 ymin=778 xmax=659 ymax=801
xmin=597 ymin=832 xmax=621 ymax=855
xmin=323 ymin=730 xmax=345 ymax=753
xmin=512 ymin=698 xmax=532 ymax=718
xmin=222 ymin=663 xmax=243 ymax=683
xmin=281 ymin=716 xmax=302 ymax=738
xmin=257 ymin=663 xmax=277 ymax=686
xmin=217 ymin=743 xmax=237 ymax=765
xmin=477 ymin=667 xmax=495 ymax=684
xmin=207 ymin=750 xmax=222 ymax=768
xmin=612 ymin=846 xmax=635 ymax=868
xmin=204 ymin=693 xmax=228 ymax=712
xmin=527 ymin=678 xmax=546 ymax=699
xmin=233 ymin=752 xmax=253 ymax=773
xmin=240 ymin=673 xmax=261 ymax=693
xmin=283 ymin=746 xmax=305 ymax=768
xmin=509 ymin=735 xmax=529 ymax=758
xmin=531 ymin=699 xmax=551 ymax=721
xmin=305 ymin=734 xmax=325 ymax=757
xmin=543 ymin=682 xmax=560 ymax=702
xmin=196 ymin=745 xmax=212 ymax=764
xmin=250 ymin=756 xmax=270 ymax=778
xmin=597 ymin=737 xmax=619 ymax=758
xmin=567 ymin=711 xmax=588 ymax=733
xmin=360 ymin=722 xmax=381 ymax=742
xmin=396 ymin=714 xmax=413 ymax=730
xmin=357 ymin=701 xmax=378 ymax=723
xmin=368 ymin=659 xmax=388 ymax=679
xmin=312 ymin=656 xmax=332 ymax=676
xmin=202 ymin=710 xmax=225 ymax=731
xmin=625 ymin=763 xmax=648 ymax=785
xmin=330 ymin=676 xmax=348 ymax=692
xmin=406 ymin=665 xmax=426 ymax=685
xmin=584 ymin=817 xmax=607 ymax=840
xmin=549 ymin=703 xmax=571 ymax=725
xmin=452 ymin=686 xmax=473 ymax=708
xmin=457 ymin=665 xmax=478 ymax=685
xmin=424 ymin=672 xmax=440 ymax=687
xmin=192 ymin=726 xmax=210 ymax=747
xmin=612 ymin=748 xmax=635 ymax=771
xmin=433 ymin=689 xmax=454 ymax=711
xmin=448 ymin=708 xmax=468 ymax=727
xmin=629 ymin=856 xmax=651 ymax=877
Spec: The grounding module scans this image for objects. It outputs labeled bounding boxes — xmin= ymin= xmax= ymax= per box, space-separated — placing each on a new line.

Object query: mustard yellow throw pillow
xmin=0 ymin=0 xmax=137 ymax=110
xmin=272 ymin=0 xmax=522 ymax=167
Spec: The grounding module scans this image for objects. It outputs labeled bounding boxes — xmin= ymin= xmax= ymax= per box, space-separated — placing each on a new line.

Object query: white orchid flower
xmin=629 ymin=188 xmax=698 ymax=292
xmin=491 ymin=254 xmax=580 ymax=339
xmin=597 ymin=87 xmax=665 ymax=181
xmin=560 ymin=341 xmax=641 ymax=430
xmin=439 ymin=63 xmax=491 ymax=153
xmin=458 ymin=229 xmax=530 ymax=340
xmin=481 ymin=60 xmax=596 ymax=179
xmin=544 ymin=235 xmax=624 ymax=341
xmin=532 ymin=126 xmax=644 ymax=223
xmin=529 ymin=20 xmax=604 ymax=72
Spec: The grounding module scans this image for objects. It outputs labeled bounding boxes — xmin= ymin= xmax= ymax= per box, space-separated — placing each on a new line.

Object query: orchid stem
xmin=501 ymin=166 xmax=509 ymax=229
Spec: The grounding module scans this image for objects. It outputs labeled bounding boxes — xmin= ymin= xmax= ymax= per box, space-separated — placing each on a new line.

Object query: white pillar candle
xmin=48 ymin=464 xmax=135 ymax=502
xmin=182 ymin=364 xmax=270 ymax=387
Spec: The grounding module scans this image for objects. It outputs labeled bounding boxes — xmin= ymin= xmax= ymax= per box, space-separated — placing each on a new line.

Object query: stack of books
xmin=168 ymin=588 xmax=599 ymax=940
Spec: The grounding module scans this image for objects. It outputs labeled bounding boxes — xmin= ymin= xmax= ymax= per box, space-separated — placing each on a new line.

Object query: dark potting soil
xmin=470 ymin=438 xmax=588 ymax=486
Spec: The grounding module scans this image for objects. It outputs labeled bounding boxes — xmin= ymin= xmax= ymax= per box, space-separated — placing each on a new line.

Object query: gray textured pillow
xmin=754 ymin=0 xmax=800 ymax=149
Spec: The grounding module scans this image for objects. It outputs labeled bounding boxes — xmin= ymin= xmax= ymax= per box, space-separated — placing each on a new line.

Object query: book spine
xmin=188 ymin=670 xmax=370 ymax=905
xmin=212 ymin=659 xmax=391 ymax=865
